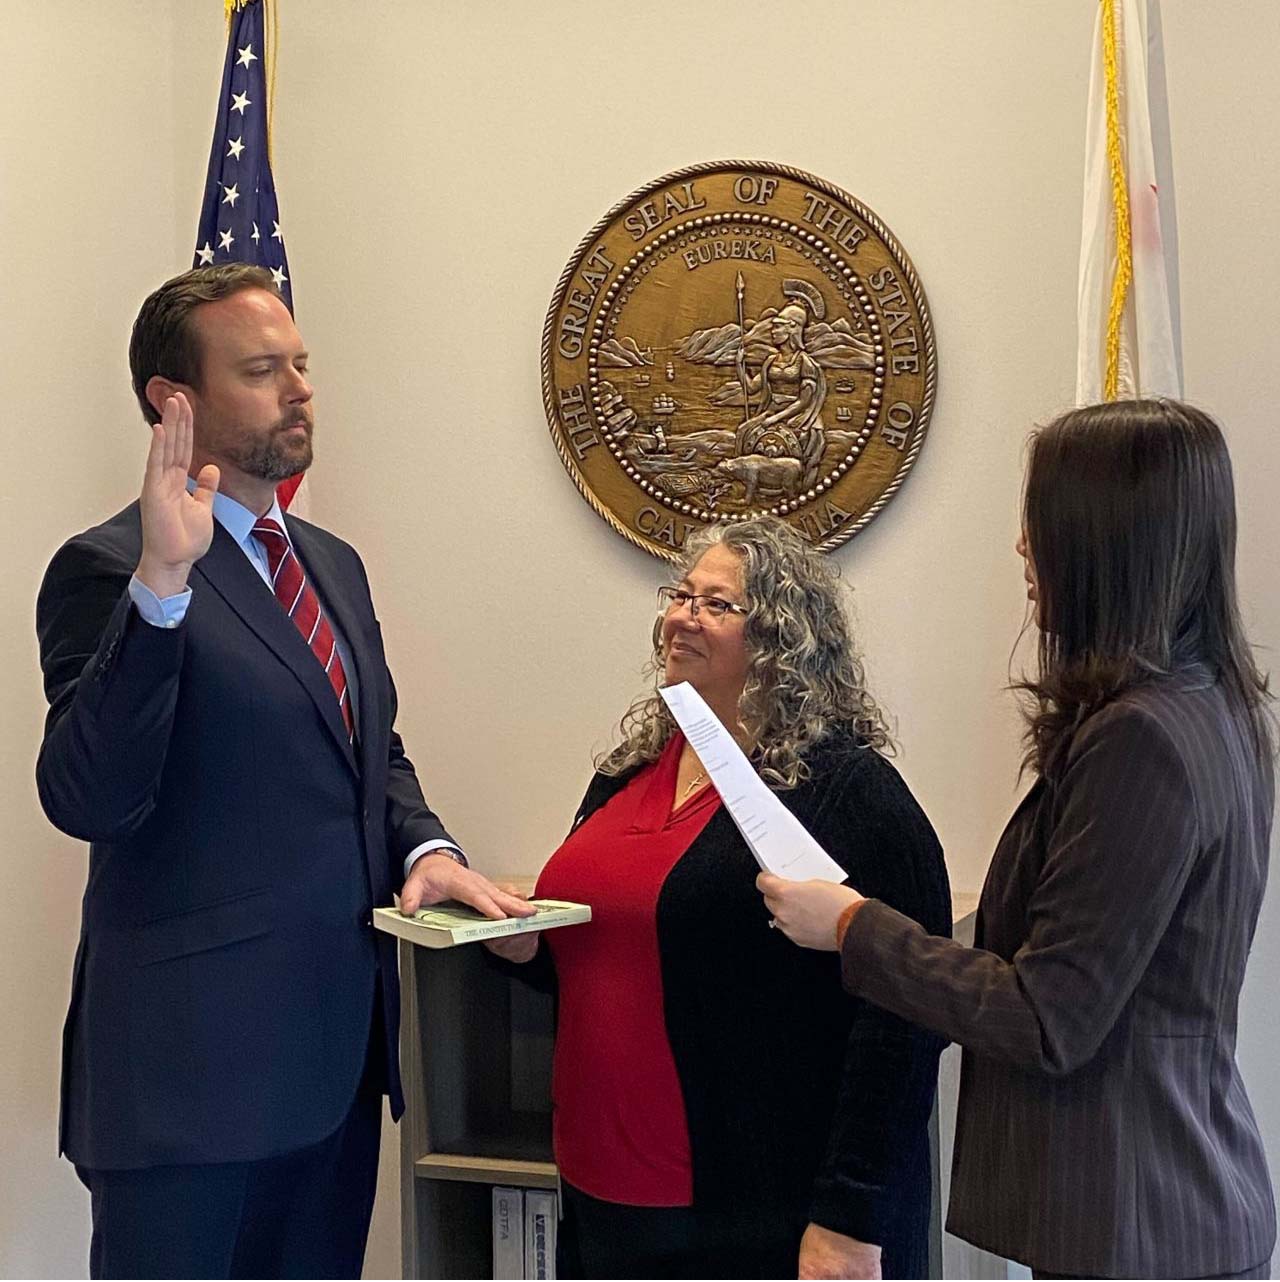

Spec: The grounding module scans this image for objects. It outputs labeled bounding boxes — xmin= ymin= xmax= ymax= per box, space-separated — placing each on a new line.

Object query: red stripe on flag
xmin=276 ymin=473 xmax=304 ymax=509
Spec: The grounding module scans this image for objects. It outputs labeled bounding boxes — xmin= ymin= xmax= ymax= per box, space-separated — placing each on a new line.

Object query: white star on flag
xmin=196 ymin=242 xmax=215 ymax=265
xmin=221 ymin=183 xmax=240 ymax=208
xmin=270 ymin=266 xmax=289 ymax=289
xmin=271 ymin=220 xmax=283 ymax=241
xmin=218 ymin=228 xmax=235 ymax=252
xmin=231 ymin=91 xmax=251 ymax=115
xmin=251 ymin=222 xmax=261 ymax=244
xmin=227 ymin=137 xmax=245 ymax=161
xmin=237 ymin=43 xmax=258 ymax=69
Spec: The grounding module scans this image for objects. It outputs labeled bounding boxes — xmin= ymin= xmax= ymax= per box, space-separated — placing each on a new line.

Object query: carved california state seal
xmin=542 ymin=161 xmax=936 ymax=560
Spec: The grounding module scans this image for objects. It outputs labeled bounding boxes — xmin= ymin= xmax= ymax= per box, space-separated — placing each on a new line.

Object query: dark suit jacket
xmin=36 ymin=501 xmax=455 ymax=1170
xmin=518 ymin=731 xmax=952 ymax=1278
xmin=841 ymin=671 xmax=1276 ymax=1277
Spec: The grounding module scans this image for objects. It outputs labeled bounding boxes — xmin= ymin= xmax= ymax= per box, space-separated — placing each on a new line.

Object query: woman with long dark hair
xmin=761 ymin=399 xmax=1276 ymax=1279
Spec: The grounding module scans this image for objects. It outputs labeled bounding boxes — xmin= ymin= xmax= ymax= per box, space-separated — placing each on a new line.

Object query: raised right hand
xmin=136 ymin=393 xmax=219 ymax=598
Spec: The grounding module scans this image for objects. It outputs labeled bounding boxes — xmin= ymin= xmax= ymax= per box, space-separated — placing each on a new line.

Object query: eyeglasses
xmin=657 ymin=586 xmax=748 ymax=622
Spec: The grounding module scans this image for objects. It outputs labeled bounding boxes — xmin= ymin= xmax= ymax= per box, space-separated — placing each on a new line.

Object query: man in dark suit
xmin=36 ymin=264 xmax=530 ymax=1278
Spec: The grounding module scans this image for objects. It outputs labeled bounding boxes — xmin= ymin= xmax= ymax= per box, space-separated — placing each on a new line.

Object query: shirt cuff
xmin=403 ymin=840 xmax=468 ymax=880
xmin=128 ymin=574 xmax=192 ymax=629
xmin=835 ymin=898 xmax=869 ymax=950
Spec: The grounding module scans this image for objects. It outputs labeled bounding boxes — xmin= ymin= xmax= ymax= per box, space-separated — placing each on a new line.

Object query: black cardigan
xmin=520 ymin=730 xmax=951 ymax=1273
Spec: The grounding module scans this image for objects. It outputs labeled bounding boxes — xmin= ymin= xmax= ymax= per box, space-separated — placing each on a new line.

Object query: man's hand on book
xmin=483 ymin=884 xmax=541 ymax=963
xmin=401 ymin=855 xmax=535 ymax=921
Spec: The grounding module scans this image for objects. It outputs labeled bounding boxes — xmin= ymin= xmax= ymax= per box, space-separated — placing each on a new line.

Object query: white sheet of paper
xmin=659 ymin=681 xmax=847 ymax=883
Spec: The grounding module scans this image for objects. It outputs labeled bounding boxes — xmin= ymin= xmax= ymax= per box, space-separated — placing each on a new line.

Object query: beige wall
xmin=2 ymin=2 xmax=1277 ymax=1276
xmin=1 ymin=5 xmax=181 ymax=1275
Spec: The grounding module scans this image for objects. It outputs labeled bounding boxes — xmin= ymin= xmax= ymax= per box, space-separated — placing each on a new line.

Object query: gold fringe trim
xmin=266 ymin=0 xmax=279 ymax=166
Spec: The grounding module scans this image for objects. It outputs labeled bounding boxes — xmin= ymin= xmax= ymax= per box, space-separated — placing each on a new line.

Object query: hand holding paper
xmin=659 ymin=681 xmax=847 ymax=883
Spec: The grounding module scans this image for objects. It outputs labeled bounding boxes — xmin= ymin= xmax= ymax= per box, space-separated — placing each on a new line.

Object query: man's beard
xmin=225 ymin=414 xmax=314 ymax=482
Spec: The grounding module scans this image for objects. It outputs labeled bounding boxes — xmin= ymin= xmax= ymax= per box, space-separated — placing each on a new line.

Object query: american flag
xmin=194 ymin=0 xmax=291 ymax=307
xmin=194 ymin=0 xmax=304 ymax=507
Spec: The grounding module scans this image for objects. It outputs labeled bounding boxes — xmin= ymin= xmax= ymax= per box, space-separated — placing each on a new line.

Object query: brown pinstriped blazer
xmin=841 ymin=669 xmax=1275 ymax=1278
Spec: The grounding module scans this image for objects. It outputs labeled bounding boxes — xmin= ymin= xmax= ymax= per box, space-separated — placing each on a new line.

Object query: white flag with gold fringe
xmin=1076 ymin=0 xmax=1183 ymax=403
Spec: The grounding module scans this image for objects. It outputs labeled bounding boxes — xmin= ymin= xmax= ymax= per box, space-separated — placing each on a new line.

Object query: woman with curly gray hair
xmin=490 ymin=516 xmax=951 ymax=1280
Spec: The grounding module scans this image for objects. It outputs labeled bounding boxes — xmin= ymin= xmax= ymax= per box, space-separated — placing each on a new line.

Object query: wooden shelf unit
xmin=399 ymin=937 xmax=557 ymax=1279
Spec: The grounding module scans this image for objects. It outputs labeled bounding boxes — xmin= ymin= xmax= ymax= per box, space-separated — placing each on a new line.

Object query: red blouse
xmin=535 ymin=734 xmax=721 ymax=1206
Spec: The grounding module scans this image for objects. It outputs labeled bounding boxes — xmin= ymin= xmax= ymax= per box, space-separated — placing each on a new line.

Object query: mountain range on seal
xmin=676 ymin=313 xmax=875 ymax=369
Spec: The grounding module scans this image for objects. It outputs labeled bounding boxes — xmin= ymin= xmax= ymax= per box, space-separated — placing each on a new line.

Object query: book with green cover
xmin=372 ymin=898 xmax=590 ymax=949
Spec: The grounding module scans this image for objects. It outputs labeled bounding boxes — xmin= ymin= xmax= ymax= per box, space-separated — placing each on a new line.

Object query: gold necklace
xmin=678 ymin=768 xmax=709 ymax=802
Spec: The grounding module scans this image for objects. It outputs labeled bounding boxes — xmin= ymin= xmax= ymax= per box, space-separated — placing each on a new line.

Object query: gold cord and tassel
xmin=1101 ymin=0 xmax=1133 ymax=401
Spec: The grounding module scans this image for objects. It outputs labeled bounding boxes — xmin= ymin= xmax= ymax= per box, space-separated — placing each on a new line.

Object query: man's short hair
xmin=128 ymin=264 xmax=280 ymax=423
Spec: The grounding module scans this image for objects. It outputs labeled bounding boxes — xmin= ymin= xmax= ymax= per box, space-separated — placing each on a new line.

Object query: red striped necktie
xmin=251 ymin=517 xmax=355 ymax=740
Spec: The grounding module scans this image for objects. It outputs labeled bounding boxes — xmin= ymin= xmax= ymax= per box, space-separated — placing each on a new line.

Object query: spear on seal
xmin=735 ymin=271 xmax=752 ymax=421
